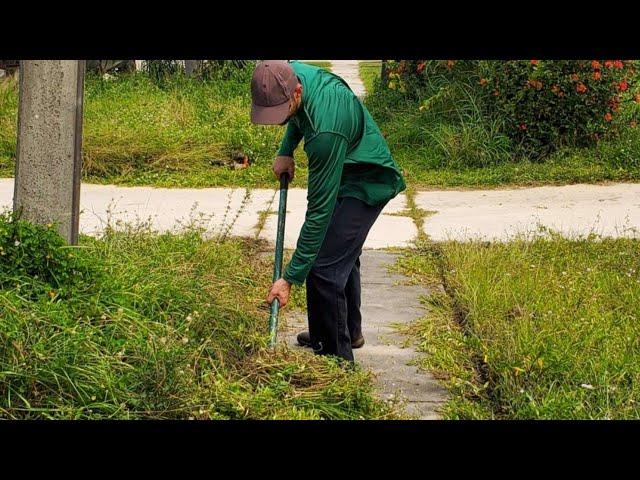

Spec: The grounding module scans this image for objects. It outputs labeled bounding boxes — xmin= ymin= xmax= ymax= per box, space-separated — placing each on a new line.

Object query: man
xmin=250 ymin=60 xmax=405 ymax=362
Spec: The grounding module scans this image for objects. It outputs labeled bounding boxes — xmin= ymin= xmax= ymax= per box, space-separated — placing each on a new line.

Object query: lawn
xmin=0 ymin=211 xmax=394 ymax=419
xmin=6 ymin=61 xmax=638 ymax=191
xmin=0 ymin=69 xmax=310 ymax=188
xmin=397 ymin=235 xmax=640 ymax=419
xmin=359 ymin=60 xmax=381 ymax=95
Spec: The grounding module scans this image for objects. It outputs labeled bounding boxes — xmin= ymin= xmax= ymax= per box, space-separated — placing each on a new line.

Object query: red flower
xmin=593 ymin=71 xmax=602 ymax=81
xmin=614 ymin=60 xmax=624 ymax=69
xmin=530 ymin=60 xmax=539 ymax=65
xmin=604 ymin=112 xmax=613 ymax=122
xmin=609 ymin=96 xmax=621 ymax=111
xmin=576 ymin=83 xmax=587 ymax=93
xmin=591 ymin=60 xmax=602 ymax=70
xmin=519 ymin=123 xmax=527 ymax=130
xmin=604 ymin=60 xmax=614 ymax=69
xmin=492 ymin=89 xmax=500 ymax=97
xmin=571 ymin=73 xmax=579 ymax=82
xmin=417 ymin=62 xmax=426 ymax=74
xmin=618 ymin=81 xmax=628 ymax=92
xmin=527 ymin=79 xmax=543 ymax=90
xmin=479 ymin=78 xmax=488 ymax=86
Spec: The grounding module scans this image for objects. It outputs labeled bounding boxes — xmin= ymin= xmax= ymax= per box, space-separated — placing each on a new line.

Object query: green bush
xmin=0 ymin=211 xmax=96 ymax=298
xmin=482 ymin=60 xmax=638 ymax=158
xmin=369 ymin=60 xmax=514 ymax=168
xmin=383 ymin=60 xmax=640 ymax=159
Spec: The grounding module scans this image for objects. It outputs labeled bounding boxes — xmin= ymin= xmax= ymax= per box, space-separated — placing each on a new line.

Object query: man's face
xmin=279 ymin=83 xmax=303 ymax=126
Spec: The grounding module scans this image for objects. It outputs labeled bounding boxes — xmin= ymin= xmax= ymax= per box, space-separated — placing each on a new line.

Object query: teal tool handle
xmin=269 ymin=172 xmax=289 ymax=348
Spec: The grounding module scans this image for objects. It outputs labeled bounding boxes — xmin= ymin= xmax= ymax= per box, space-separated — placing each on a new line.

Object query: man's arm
xmin=282 ymin=132 xmax=348 ymax=285
xmin=278 ymin=120 xmax=303 ymax=157
xmin=273 ymin=120 xmax=303 ymax=181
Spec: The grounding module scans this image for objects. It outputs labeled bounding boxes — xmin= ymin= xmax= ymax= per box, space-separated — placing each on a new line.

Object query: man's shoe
xmin=296 ymin=331 xmax=313 ymax=347
xmin=351 ymin=335 xmax=365 ymax=349
xmin=296 ymin=331 xmax=365 ymax=349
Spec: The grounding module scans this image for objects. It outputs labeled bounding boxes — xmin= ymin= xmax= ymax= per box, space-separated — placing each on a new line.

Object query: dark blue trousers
xmin=305 ymin=196 xmax=385 ymax=362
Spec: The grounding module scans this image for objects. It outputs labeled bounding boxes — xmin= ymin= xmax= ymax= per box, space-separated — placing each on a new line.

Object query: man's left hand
xmin=266 ymin=278 xmax=292 ymax=308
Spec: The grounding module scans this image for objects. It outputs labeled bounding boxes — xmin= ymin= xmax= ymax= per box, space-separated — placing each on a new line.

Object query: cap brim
xmin=251 ymin=100 xmax=290 ymax=125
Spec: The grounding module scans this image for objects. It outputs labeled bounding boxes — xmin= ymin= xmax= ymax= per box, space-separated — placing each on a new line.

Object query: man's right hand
xmin=273 ymin=155 xmax=295 ymax=182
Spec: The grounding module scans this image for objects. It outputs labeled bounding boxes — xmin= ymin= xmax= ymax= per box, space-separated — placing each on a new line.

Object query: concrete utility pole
xmin=13 ymin=60 xmax=86 ymax=244
xmin=184 ymin=60 xmax=199 ymax=77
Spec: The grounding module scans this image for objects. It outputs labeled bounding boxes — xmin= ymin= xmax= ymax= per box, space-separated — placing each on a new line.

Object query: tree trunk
xmin=381 ymin=60 xmax=389 ymax=87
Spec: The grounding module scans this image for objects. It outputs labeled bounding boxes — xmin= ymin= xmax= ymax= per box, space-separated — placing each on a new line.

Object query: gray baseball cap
xmin=250 ymin=60 xmax=299 ymax=125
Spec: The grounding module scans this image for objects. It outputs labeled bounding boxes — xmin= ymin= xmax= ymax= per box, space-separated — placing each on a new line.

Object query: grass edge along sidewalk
xmin=395 ymin=234 xmax=640 ymax=420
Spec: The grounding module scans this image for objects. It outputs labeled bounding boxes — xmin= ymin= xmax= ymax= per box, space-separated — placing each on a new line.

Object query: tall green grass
xmin=0 ymin=75 xmax=17 ymax=178
xmin=0 ymin=71 xmax=309 ymax=188
xmin=398 ymin=234 xmax=640 ymax=419
xmin=359 ymin=61 xmax=381 ymax=94
xmin=0 ymin=212 xmax=393 ymax=419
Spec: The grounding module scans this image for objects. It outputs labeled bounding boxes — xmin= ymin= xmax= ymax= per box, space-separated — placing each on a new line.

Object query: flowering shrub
xmin=383 ymin=60 xmax=639 ymax=159
xmin=481 ymin=60 xmax=637 ymax=157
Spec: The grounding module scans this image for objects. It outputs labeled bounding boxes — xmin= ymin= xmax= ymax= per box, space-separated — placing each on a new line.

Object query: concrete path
xmin=416 ymin=183 xmax=640 ymax=241
xmin=2 ymin=179 xmax=640 ymax=244
xmin=0 ymin=180 xmax=413 ymax=249
xmin=283 ymin=250 xmax=448 ymax=419
xmin=329 ymin=60 xmax=367 ymax=98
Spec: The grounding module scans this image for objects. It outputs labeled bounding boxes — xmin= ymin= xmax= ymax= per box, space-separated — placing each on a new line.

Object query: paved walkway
xmin=3 ymin=180 xmax=639 ymax=244
xmin=329 ymin=60 xmax=367 ymax=98
xmin=283 ymin=250 xmax=448 ymax=419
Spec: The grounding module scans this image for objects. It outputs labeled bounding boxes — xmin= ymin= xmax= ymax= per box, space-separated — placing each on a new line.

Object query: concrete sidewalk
xmin=0 ymin=178 xmax=640 ymax=244
xmin=0 ymin=180 xmax=414 ymax=248
xmin=284 ymin=250 xmax=448 ymax=419
xmin=2 ymin=179 xmax=640 ymax=244
xmin=416 ymin=183 xmax=640 ymax=241
xmin=329 ymin=60 xmax=367 ymax=98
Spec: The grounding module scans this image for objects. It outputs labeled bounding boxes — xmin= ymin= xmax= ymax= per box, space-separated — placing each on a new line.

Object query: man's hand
xmin=273 ymin=155 xmax=295 ymax=182
xmin=266 ymin=278 xmax=292 ymax=308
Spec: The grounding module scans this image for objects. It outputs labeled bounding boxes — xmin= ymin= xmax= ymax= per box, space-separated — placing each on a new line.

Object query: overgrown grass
xmin=359 ymin=61 xmax=381 ymax=95
xmin=366 ymin=72 xmax=640 ymax=189
xmin=0 ymin=211 xmax=394 ymax=419
xmin=397 ymin=234 xmax=640 ymax=419
xmin=5 ymin=63 xmax=640 ymax=190
xmin=299 ymin=61 xmax=332 ymax=71
xmin=0 ymin=71 xmax=309 ymax=188
xmin=0 ymin=75 xmax=17 ymax=178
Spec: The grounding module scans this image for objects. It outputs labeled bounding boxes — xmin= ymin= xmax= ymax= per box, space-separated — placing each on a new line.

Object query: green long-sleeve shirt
xmin=278 ymin=61 xmax=406 ymax=285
